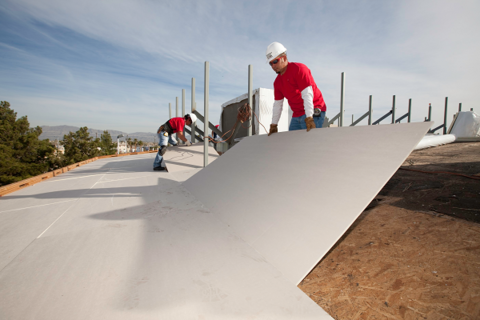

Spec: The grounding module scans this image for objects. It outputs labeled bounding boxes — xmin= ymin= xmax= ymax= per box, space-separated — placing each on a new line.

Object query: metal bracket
xmin=184 ymin=127 xmax=204 ymax=142
xmin=372 ymin=110 xmax=393 ymax=125
xmin=192 ymin=110 xmax=223 ymax=137
xmin=395 ymin=113 xmax=409 ymax=123
xmin=350 ymin=110 xmax=370 ymax=127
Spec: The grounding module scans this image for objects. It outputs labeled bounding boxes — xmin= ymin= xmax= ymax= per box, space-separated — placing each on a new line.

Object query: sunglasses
xmin=269 ymin=57 xmax=282 ymax=66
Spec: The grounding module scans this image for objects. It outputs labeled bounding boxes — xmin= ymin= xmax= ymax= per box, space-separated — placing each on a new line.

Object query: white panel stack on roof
xmin=414 ymin=133 xmax=456 ymax=150
xmin=218 ymin=88 xmax=290 ymax=136
xmin=183 ymin=122 xmax=432 ymax=285
xmin=448 ymin=111 xmax=480 ymax=141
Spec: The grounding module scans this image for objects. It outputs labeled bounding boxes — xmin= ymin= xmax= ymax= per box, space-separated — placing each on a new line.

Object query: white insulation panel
xmin=163 ymin=143 xmax=219 ymax=181
xmin=414 ymin=133 xmax=455 ymax=150
xmin=449 ymin=111 xmax=480 ymax=138
xmin=183 ymin=122 xmax=432 ymax=285
xmin=0 ymin=153 xmax=332 ymax=319
xmin=219 ymin=88 xmax=291 ymax=134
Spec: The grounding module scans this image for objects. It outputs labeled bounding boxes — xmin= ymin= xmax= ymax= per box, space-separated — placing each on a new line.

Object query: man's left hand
xmin=185 ymin=141 xmax=192 ymax=146
xmin=268 ymin=124 xmax=278 ymax=136
xmin=305 ymin=117 xmax=316 ymax=132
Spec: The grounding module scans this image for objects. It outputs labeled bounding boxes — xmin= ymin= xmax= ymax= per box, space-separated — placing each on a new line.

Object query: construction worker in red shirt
xmin=153 ymin=113 xmax=197 ymax=171
xmin=265 ymin=42 xmax=327 ymax=135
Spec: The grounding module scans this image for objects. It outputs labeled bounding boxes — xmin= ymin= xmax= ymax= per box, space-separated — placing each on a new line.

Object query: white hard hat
xmin=186 ymin=113 xmax=197 ymax=123
xmin=266 ymin=42 xmax=287 ymax=63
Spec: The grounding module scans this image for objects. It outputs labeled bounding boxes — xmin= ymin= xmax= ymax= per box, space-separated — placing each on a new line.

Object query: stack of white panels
xmin=219 ymin=88 xmax=291 ymax=135
xmin=449 ymin=111 xmax=480 ymax=141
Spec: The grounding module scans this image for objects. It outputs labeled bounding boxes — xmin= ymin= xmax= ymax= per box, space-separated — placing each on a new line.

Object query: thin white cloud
xmin=0 ymin=0 xmax=478 ymax=132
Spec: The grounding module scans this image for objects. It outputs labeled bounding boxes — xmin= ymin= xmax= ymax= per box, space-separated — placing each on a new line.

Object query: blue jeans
xmin=289 ymin=112 xmax=326 ymax=131
xmin=153 ymin=132 xmax=177 ymax=169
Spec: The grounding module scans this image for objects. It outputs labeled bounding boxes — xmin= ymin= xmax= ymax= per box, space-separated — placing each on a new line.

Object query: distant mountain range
xmin=39 ymin=125 xmax=158 ymax=144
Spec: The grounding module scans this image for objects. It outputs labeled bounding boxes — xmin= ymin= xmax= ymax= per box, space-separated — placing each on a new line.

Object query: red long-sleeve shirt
xmin=168 ymin=117 xmax=186 ymax=133
xmin=274 ymin=62 xmax=326 ymax=117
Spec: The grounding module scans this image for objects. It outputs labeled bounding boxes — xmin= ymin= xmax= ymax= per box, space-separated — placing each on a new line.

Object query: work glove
xmin=268 ymin=124 xmax=278 ymax=136
xmin=305 ymin=117 xmax=316 ymax=132
xmin=185 ymin=141 xmax=192 ymax=146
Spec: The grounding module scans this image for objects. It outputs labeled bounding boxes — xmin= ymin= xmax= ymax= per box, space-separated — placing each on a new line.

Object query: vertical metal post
xmin=443 ymin=97 xmax=448 ymax=134
xmin=352 ymin=114 xmax=354 ymax=125
xmin=191 ymin=78 xmax=196 ymax=144
xmin=248 ymin=64 xmax=253 ymax=136
xmin=459 ymin=103 xmax=462 ymax=112
xmin=176 ymin=97 xmax=179 ymax=117
xmin=182 ymin=89 xmax=186 ymax=118
xmin=176 ymin=97 xmax=179 ymax=143
xmin=204 ymin=61 xmax=209 ymax=168
xmin=169 ymin=103 xmax=172 ymax=119
xmin=428 ymin=104 xmax=432 ymax=121
xmin=391 ymin=95 xmax=396 ymax=124
xmin=368 ymin=95 xmax=372 ymax=125
xmin=182 ymin=90 xmax=185 ymax=145
xmin=408 ymin=99 xmax=412 ymax=123
xmin=340 ymin=72 xmax=345 ymax=127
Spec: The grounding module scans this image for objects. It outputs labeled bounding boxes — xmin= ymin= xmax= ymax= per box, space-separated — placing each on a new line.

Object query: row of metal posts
xmin=167 ymin=62 xmax=253 ymax=167
xmin=167 ymin=67 xmax=472 ymax=167
xmin=333 ymin=72 xmax=411 ymax=128
xmin=333 ymin=72 xmax=472 ymax=134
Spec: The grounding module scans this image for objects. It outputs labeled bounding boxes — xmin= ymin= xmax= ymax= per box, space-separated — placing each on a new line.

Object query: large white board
xmin=0 ymin=153 xmax=332 ymax=319
xmin=163 ymin=143 xmax=219 ymax=181
xmin=183 ymin=122 xmax=432 ymax=285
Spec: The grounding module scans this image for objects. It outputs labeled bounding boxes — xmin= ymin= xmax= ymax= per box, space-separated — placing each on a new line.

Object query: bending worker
xmin=266 ymin=42 xmax=327 ymax=135
xmin=153 ymin=113 xmax=197 ymax=171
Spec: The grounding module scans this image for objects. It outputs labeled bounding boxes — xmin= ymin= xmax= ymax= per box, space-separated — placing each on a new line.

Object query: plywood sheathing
xmin=300 ymin=204 xmax=480 ymax=319
xmin=300 ymin=142 xmax=480 ymax=319
xmin=385 ymin=142 xmax=480 ymax=223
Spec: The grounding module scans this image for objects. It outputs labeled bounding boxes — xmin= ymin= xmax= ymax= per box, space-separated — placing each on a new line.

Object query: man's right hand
xmin=305 ymin=117 xmax=316 ymax=132
xmin=268 ymin=124 xmax=278 ymax=136
xmin=185 ymin=141 xmax=192 ymax=146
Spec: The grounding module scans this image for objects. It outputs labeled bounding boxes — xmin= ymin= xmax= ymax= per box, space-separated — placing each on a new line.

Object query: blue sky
xmin=1 ymin=0 xmax=479 ymax=133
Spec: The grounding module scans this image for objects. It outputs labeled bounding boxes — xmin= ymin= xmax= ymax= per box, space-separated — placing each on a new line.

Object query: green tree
xmin=138 ymin=140 xmax=144 ymax=151
xmin=126 ymin=137 xmax=132 ymax=153
xmin=0 ymin=101 xmax=55 ymax=186
xmin=62 ymin=127 xmax=101 ymax=164
xmin=49 ymin=141 xmax=66 ymax=170
xmin=133 ymin=138 xmax=138 ymax=152
xmin=99 ymin=130 xmax=116 ymax=155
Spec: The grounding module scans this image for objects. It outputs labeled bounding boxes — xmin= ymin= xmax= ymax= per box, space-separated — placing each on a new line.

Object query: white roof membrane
xmin=163 ymin=143 xmax=219 ymax=182
xmin=0 ymin=153 xmax=332 ymax=319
